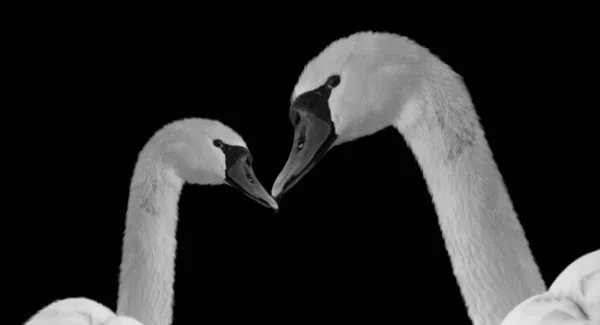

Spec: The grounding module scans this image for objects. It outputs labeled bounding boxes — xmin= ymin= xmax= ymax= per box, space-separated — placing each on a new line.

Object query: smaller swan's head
xmin=271 ymin=32 xmax=426 ymax=198
xmin=154 ymin=118 xmax=278 ymax=210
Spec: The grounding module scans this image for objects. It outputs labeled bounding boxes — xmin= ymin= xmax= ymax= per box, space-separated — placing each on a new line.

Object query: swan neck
xmin=395 ymin=88 xmax=546 ymax=324
xmin=117 ymin=156 xmax=183 ymax=325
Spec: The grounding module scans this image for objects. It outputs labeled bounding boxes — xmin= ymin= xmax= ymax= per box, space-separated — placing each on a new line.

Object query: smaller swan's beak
xmin=271 ymin=112 xmax=338 ymax=199
xmin=226 ymin=159 xmax=279 ymax=211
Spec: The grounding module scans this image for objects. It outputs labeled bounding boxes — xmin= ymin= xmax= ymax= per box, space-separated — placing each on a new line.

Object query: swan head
xmin=155 ymin=118 xmax=278 ymax=210
xmin=271 ymin=32 xmax=427 ymax=198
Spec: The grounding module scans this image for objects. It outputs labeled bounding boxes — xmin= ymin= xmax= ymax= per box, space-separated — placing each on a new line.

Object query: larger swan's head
xmin=271 ymin=32 xmax=430 ymax=198
xmin=149 ymin=118 xmax=278 ymax=210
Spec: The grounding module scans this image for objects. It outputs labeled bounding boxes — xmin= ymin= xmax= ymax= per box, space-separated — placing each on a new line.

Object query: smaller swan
xmin=25 ymin=118 xmax=277 ymax=325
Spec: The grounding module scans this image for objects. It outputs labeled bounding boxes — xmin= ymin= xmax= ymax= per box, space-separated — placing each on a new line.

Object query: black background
xmin=12 ymin=9 xmax=598 ymax=324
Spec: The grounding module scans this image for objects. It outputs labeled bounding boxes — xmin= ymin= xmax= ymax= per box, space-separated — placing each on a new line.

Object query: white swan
xmin=270 ymin=31 xmax=599 ymax=325
xmin=25 ymin=118 xmax=278 ymax=325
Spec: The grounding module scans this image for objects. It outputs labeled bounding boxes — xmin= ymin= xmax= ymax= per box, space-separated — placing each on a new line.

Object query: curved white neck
xmin=117 ymin=155 xmax=183 ymax=325
xmin=396 ymin=88 xmax=546 ymax=324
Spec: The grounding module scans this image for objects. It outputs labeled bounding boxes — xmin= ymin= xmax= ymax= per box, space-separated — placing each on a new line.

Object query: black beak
xmin=271 ymin=111 xmax=337 ymax=199
xmin=226 ymin=158 xmax=279 ymax=211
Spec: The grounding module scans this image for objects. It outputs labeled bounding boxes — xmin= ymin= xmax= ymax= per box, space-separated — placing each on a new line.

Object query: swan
xmin=270 ymin=31 xmax=599 ymax=325
xmin=25 ymin=118 xmax=278 ymax=325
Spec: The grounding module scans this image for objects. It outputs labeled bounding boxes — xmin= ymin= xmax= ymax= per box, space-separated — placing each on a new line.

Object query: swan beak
xmin=226 ymin=159 xmax=279 ymax=211
xmin=271 ymin=112 xmax=337 ymax=199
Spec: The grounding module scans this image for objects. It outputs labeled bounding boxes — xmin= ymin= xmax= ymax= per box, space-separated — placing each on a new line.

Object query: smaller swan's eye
xmin=213 ymin=139 xmax=223 ymax=148
xmin=247 ymin=174 xmax=254 ymax=183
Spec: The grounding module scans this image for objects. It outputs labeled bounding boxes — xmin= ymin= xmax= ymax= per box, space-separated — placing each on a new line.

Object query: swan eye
xmin=326 ymin=75 xmax=341 ymax=88
xmin=247 ymin=174 xmax=254 ymax=183
xmin=213 ymin=139 xmax=223 ymax=148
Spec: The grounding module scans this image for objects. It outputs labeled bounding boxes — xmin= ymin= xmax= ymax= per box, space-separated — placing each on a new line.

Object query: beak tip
xmin=267 ymin=197 xmax=279 ymax=211
xmin=271 ymin=189 xmax=281 ymax=199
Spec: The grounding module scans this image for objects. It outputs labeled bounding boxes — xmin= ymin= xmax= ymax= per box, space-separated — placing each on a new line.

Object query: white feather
xmin=501 ymin=250 xmax=600 ymax=324
xmin=25 ymin=118 xmax=264 ymax=325
xmin=24 ymin=298 xmax=142 ymax=325
xmin=284 ymin=31 xmax=600 ymax=324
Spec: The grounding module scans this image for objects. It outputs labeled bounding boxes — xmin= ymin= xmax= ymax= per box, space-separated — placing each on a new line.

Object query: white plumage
xmin=25 ymin=118 xmax=277 ymax=325
xmin=271 ymin=31 xmax=599 ymax=324
xmin=25 ymin=298 xmax=142 ymax=325
xmin=501 ymin=250 xmax=599 ymax=324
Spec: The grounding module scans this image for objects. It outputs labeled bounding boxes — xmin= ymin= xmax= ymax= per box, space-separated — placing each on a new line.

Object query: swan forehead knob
xmin=152 ymin=118 xmax=278 ymax=210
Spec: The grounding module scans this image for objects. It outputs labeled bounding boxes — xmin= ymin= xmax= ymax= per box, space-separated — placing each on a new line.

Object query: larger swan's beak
xmin=271 ymin=112 xmax=337 ymax=199
xmin=226 ymin=159 xmax=279 ymax=210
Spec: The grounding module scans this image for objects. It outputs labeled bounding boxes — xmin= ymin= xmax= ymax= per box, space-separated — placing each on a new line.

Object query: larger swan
xmin=25 ymin=118 xmax=278 ymax=325
xmin=270 ymin=31 xmax=599 ymax=325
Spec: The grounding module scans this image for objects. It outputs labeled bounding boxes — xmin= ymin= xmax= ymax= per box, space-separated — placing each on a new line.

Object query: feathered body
xmin=273 ymin=31 xmax=598 ymax=324
xmin=26 ymin=118 xmax=277 ymax=325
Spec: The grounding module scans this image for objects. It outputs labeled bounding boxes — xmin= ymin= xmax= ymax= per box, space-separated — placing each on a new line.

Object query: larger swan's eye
xmin=213 ymin=139 xmax=224 ymax=148
xmin=326 ymin=75 xmax=341 ymax=88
